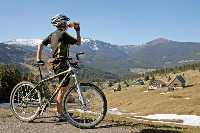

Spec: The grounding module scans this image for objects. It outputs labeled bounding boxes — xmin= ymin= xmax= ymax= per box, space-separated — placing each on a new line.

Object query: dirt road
xmin=0 ymin=107 xmax=141 ymax=133
xmin=0 ymin=105 xmax=187 ymax=133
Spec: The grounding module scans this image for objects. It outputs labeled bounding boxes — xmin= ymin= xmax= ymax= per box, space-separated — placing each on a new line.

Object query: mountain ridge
xmin=2 ymin=37 xmax=200 ymax=47
xmin=1 ymin=37 xmax=200 ymax=78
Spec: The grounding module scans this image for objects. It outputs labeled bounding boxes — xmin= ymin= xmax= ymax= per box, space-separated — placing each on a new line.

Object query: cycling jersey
xmin=42 ymin=29 xmax=77 ymax=58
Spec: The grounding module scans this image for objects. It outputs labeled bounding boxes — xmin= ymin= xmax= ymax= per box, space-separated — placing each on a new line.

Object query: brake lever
xmin=76 ymin=52 xmax=85 ymax=60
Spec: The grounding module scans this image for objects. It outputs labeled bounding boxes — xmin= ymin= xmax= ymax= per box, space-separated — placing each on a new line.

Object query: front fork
xmin=72 ymin=73 xmax=88 ymax=110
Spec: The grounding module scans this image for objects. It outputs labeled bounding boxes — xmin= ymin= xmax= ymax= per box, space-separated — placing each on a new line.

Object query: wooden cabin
xmin=168 ymin=75 xmax=186 ymax=89
xmin=149 ymin=80 xmax=167 ymax=90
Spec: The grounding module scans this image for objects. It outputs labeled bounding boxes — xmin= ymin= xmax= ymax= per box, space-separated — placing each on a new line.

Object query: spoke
xmin=17 ymin=89 xmax=23 ymax=98
xmin=17 ymin=91 xmax=20 ymax=103
xmin=63 ymin=84 xmax=106 ymax=127
xmin=16 ymin=104 xmax=24 ymax=112
xmin=84 ymin=117 xmax=86 ymax=124
xmin=22 ymin=85 xmax=25 ymax=96
xmin=11 ymin=82 xmax=41 ymax=121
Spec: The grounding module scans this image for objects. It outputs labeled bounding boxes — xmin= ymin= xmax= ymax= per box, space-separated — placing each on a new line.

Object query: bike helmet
xmin=51 ymin=14 xmax=70 ymax=27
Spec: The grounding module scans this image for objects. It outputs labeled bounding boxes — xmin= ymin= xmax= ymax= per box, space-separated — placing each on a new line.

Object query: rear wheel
xmin=10 ymin=81 xmax=41 ymax=122
xmin=62 ymin=83 xmax=107 ymax=128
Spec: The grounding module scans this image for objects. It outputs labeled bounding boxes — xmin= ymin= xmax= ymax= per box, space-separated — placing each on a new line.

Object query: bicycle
xmin=10 ymin=52 xmax=107 ymax=129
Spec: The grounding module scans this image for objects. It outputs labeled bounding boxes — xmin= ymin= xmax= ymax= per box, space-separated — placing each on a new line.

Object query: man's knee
xmin=57 ymin=86 xmax=68 ymax=98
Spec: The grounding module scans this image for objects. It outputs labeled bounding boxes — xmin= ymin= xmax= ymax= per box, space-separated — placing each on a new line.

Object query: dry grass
xmin=103 ymin=114 xmax=200 ymax=133
xmin=104 ymin=70 xmax=200 ymax=115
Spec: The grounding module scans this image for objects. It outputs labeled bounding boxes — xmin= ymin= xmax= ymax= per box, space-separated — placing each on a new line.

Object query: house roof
xmin=151 ymin=80 xmax=167 ymax=86
xmin=176 ymin=75 xmax=186 ymax=83
xmin=168 ymin=75 xmax=186 ymax=86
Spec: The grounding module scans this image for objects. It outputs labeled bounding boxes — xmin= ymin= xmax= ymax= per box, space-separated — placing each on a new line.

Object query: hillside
xmin=0 ymin=43 xmax=120 ymax=81
xmin=104 ymin=70 xmax=200 ymax=115
xmin=1 ymin=38 xmax=200 ymax=78
xmin=127 ymin=38 xmax=200 ymax=68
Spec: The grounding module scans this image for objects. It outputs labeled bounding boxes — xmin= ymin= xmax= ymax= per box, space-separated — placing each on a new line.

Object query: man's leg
xmin=56 ymin=86 xmax=69 ymax=114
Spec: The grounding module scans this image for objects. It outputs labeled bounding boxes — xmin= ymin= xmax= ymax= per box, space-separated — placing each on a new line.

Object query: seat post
xmin=38 ymin=66 xmax=43 ymax=80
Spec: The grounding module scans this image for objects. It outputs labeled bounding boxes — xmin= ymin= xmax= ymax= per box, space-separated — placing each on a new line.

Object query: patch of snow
xmin=87 ymin=41 xmax=99 ymax=51
xmin=109 ymin=108 xmax=118 ymax=111
xmin=160 ymin=92 xmax=166 ymax=95
xmin=81 ymin=38 xmax=91 ymax=43
xmin=130 ymin=68 xmax=155 ymax=73
xmin=92 ymin=44 xmax=99 ymax=51
xmin=137 ymin=114 xmax=200 ymax=126
xmin=184 ymin=97 xmax=191 ymax=100
xmin=6 ymin=47 xmax=11 ymax=49
xmin=126 ymin=112 xmax=137 ymax=115
xmin=127 ymin=116 xmax=178 ymax=125
xmin=108 ymin=108 xmax=137 ymax=116
xmin=178 ymin=59 xmax=199 ymax=64
xmin=144 ymin=91 xmax=149 ymax=93
xmin=108 ymin=108 xmax=123 ymax=115
xmin=4 ymin=37 xmax=91 ymax=46
xmin=68 ymin=109 xmax=99 ymax=115
xmin=166 ymin=92 xmax=172 ymax=94
xmin=3 ymin=39 xmax=42 ymax=46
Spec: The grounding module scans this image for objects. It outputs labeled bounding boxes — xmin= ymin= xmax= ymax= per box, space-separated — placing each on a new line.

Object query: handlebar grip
xmin=32 ymin=62 xmax=45 ymax=67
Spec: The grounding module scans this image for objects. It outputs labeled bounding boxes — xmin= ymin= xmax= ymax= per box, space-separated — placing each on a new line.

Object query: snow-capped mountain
xmin=81 ymin=38 xmax=99 ymax=51
xmin=3 ymin=38 xmax=94 ymax=47
xmin=1 ymin=37 xmax=200 ymax=76
xmin=1 ymin=37 xmax=130 ymax=74
xmin=81 ymin=38 xmax=91 ymax=43
xmin=1 ymin=37 xmax=103 ymax=52
xmin=2 ymin=39 xmax=42 ymax=47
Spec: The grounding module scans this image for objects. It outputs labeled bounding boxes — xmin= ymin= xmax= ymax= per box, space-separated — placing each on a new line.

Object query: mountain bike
xmin=10 ymin=53 xmax=107 ymax=129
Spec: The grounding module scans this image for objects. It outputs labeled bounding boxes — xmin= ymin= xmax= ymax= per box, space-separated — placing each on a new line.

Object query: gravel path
xmin=0 ymin=107 xmax=139 ymax=133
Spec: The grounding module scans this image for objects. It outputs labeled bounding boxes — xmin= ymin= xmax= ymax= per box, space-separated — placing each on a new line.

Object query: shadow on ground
xmin=32 ymin=115 xmax=68 ymax=125
xmin=31 ymin=116 xmax=183 ymax=132
xmin=95 ymin=121 xmax=183 ymax=133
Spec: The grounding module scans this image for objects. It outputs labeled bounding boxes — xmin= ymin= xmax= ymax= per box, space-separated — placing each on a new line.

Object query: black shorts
xmin=54 ymin=62 xmax=70 ymax=87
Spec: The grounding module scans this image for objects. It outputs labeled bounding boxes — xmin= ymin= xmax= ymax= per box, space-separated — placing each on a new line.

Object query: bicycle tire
xmin=62 ymin=83 xmax=107 ymax=128
xmin=10 ymin=81 xmax=42 ymax=122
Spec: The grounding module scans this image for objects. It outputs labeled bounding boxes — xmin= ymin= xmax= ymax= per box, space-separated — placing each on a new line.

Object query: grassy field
xmin=104 ymin=70 xmax=200 ymax=115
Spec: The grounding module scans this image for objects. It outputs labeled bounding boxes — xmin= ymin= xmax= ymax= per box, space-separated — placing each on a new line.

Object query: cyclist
xmin=36 ymin=14 xmax=81 ymax=121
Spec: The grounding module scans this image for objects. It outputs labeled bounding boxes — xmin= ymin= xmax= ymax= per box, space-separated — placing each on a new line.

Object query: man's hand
xmin=69 ymin=21 xmax=81 ymax=45
xmin=73 ymin=22 xmax=80 ymax=31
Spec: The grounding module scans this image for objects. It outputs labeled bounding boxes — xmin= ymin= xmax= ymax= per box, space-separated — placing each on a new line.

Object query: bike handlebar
xmin=33 ymin=52 xmax=84 ymax=67
xmin=76 ymin=52 xmax=85 ymax=60
xmin=33 ymin=62 xmax=44 ymax=67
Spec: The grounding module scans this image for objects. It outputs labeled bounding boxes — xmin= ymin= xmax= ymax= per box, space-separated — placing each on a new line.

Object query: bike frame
xmin=26 ymin=62 xmax=87 ymax=110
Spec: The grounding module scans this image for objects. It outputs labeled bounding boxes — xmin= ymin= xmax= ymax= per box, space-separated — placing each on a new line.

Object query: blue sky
xmin=0 ymin=0 xmax=200 ymax=45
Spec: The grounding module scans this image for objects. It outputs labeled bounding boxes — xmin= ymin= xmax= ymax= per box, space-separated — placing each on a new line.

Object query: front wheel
xmin=10 ymin=81 xmax=42 ymax=122
xmin=62 ymin=83 xmax=107 ymax=128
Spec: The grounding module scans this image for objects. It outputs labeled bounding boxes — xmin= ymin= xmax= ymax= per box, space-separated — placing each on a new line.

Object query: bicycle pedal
xmin=40 ymin=103 xmax=49 ymax=114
